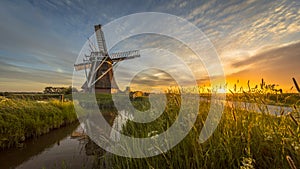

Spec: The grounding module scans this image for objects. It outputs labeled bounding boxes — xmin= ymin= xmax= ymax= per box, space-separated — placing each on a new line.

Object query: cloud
xmin=0 ymin=61 xmax=72 ymax=83
xmin=0 ymin=1 xmax=79 ymax=68
xmin=231 ymin=41 xmax=300 ymax=69
xmin=182 ymin=0 xmax=299 ymax=61
xmin=178 ymin=0 xmax=299 ymax=80
xmin=102 ymin=33 xmax=210 ymax=90
xmin=0 ymin=0 xmax=299 ymax=91
xmin=227 ymin=41 xmax=300 ymax=89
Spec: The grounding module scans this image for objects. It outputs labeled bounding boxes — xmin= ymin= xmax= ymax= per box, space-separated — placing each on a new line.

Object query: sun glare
xmin=217 ymin=88 xmax=227 ymax=93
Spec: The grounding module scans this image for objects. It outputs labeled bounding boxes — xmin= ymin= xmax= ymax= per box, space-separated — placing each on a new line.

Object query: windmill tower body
xmin=75 ymin=24 xmax=140 ymax=94
xmin=93 ymin=57 xmax=116 ymax=93
xmin=93 ymin=25 xmax=116 ymax=93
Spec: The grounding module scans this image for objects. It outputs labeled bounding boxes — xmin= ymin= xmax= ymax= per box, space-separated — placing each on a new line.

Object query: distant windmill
xmin=74 ymin=24 xmax=140 ymax=93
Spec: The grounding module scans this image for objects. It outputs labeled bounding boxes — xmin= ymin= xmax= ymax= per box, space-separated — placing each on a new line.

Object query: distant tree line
xmin=43 ymin=86 xmax=78 ymax=94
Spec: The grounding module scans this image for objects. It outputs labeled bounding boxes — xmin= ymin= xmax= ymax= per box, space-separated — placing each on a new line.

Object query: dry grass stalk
xmin=286 ymin=155 xmax=297 ymax=169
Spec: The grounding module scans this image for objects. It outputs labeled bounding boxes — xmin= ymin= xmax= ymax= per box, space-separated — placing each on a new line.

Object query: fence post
xmin=61 ymin=94 xmax=64 ymax=102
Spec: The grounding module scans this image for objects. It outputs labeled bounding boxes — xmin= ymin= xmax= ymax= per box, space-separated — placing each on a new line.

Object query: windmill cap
xmin=94 ymin=24 xmax=102 ymax=31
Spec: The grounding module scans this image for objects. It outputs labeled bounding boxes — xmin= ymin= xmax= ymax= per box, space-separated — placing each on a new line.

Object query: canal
xmin=0 ymin=123 xmax=95 ymax=169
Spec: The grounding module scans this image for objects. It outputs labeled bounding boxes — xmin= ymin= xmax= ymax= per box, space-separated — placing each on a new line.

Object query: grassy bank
xmin=106 ymin=101 xmax=299 ymax=168
xmin=0 ymin=97 xmax=77 ymax=149
xmin=91 ymin=91 xmax=300 ymax=168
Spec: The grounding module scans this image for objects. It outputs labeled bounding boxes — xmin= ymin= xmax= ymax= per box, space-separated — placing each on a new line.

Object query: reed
xmin=92 ymin=80 xmax=300 ymax=168
xmin=293 ymin=78 xmax=300 ymax=93
xmin=286 ymin=155 xmax=297 ymax=169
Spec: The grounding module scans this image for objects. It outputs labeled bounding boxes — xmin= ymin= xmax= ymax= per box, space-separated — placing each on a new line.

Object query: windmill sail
xmin=74 ymin=50 xmax=140 ymax=71
xmin=74 ymin=62 xmax=92 ymax=71
xmin=110 ymin=50 xmax=140 ymax=61
xmin=94 ymin=24 xmax=107 ymax=53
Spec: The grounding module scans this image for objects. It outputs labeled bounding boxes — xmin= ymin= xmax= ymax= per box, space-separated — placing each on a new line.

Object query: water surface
xmin=0 ymin=123 xmax=94 ymax=169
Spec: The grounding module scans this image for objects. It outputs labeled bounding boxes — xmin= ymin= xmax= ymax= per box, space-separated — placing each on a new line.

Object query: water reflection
xmin=0 ymin=123 xmax=85 ymax=169
xmin=225 ymin=101 xmax=293 ymax=115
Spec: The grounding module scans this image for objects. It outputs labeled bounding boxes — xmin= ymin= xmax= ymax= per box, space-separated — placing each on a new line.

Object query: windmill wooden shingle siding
xmin=74 ymin=24 xmax=140 ymax=93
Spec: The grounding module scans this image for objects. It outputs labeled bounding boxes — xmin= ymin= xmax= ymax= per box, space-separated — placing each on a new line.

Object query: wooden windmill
xmin=74 ymin=24 xmax=140 ymax=93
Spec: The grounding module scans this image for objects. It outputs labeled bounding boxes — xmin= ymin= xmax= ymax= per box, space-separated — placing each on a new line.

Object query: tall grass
xmin=0 ymin=97 xmax=77 ymax=149
xmin=91 ymin=81 xmax=300 ymax=168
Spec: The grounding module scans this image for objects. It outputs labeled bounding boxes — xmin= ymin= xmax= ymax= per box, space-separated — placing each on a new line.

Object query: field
xmin=89 ymin=86 xmax=300 ymax=169
xmin=0 ymin=85 xmax=299 ymax=168
xmin=0 ymin=97 xmax=77 ymax=149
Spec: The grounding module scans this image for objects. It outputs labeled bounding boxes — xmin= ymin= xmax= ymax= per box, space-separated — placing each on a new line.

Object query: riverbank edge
xmin=0 ymin=98 xmax=78 ymax=150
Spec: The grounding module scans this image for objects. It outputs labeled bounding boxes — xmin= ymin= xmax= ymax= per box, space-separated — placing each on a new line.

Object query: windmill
xmin=74 ymin=24 xmax=140 ymax=93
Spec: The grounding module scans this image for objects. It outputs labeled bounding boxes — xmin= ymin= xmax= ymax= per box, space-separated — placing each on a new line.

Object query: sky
xmin=0 ymin=0 xmax=299 ymax=92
